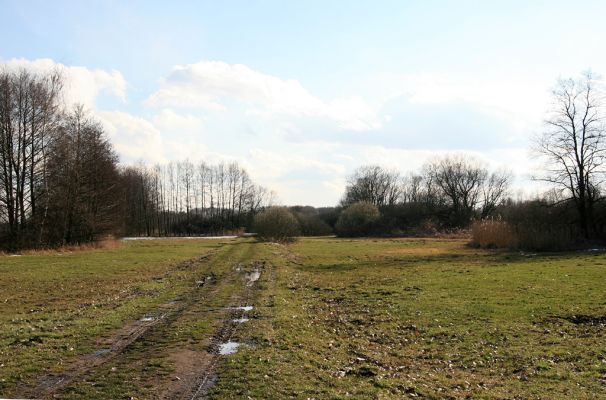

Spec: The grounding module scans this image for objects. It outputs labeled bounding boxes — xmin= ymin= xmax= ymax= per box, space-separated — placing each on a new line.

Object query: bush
xmin=335 ymin=202 xmax=380 ymax=237
xmin=253 ymin=207 xmax=300 ymax=243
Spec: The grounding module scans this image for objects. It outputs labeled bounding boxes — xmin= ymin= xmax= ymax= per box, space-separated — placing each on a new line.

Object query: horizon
xmin=3 ymin=0 xmax=606 ymax=206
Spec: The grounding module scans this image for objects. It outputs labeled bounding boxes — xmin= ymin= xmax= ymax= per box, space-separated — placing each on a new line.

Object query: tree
xmin=341 ymin=165 xmax=401 ymax=207
xmin=335 ymin=202 xmax=380 ymax=237
xmin=424 ymin=155 xmax=510 ymax=227
xmin=254 ymin=207 xmax=300 ymax=242
xmin=0 ymin=68 xmax=62 ymax=247
xmin=535 ymin=71 xmax=606 ymax=238
xmin=481 ymin=169 xmax=511 ymax=218
xmin=45 ymin=105 xmax=121 ymax=244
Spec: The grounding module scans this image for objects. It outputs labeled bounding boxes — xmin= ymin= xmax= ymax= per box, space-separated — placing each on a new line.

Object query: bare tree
xmin=342 ymin=165 xmax=401 ymax=207
xmin=424 ymin=155 xmax=509 ymax=226
xmin=481 ymin=169 xmax=511 ymax=218
xmin=535 ymin=71 xmax=606 ymax=238
xmin=0 ymin=68 xmax=62 ymax=246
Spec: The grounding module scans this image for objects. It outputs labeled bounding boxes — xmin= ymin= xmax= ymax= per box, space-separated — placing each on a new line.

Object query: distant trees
xmin=254 ymin=207 xmax=300 ymax=242
xmin=0 ymin=67 xmax=271 ymax=250
xmin=535 ymin=71 xmax=606 ymax=239
xmin=289 ymin=206 xmax=333 ymax=236
xmin=424 ymin=155 xmax=511 ymax=226
xmin=335 ymin=158 xmax=511 ymax=237
xmin=121 ymin=161 xmax=270 ymax=237
xmin=341 ymin=165 xmax=401 ymax=207
xmin=335 ymin=202 xmax=380 ymax=237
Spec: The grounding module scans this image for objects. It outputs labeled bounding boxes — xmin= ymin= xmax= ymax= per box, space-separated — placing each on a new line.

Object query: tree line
xmin=332 ymin=156 xmax=511 ymax=236
xmin=0 ymin=68 xmax=269 ymax=250
xmin=121 ymin=161 xmax=270 ymax=237
xmin=332 ymin=72 xmax=606 ymax=249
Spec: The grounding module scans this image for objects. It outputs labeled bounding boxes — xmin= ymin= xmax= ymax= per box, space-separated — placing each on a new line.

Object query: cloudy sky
xmin=2 ymin=0 xmax=606 ymax=205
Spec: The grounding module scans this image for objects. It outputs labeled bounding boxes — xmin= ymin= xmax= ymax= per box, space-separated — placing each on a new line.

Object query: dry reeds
xmin=471 ymin=220 xmax=518 ymax=249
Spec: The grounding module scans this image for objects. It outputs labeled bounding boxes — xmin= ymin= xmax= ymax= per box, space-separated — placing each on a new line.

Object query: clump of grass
xmin=471 ymin=219 xmax=518 ymax=249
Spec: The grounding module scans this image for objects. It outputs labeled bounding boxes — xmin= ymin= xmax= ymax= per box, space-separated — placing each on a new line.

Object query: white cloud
xmin=1 ymin=57 xmax=126 ymax=108
xmin=390 ymin=72 xmax=550 ymax=136
xmin=146 ymin=61 xmax=382 ymax=131
xmin=152 ymin=108 xmax=205 ymax=135
xmin=99 ymin=111 xmax=167 ymax=163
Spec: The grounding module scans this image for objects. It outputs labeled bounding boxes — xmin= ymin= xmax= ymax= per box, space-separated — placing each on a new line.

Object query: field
xmin=1 ymin=237 xmax=605 ymax=399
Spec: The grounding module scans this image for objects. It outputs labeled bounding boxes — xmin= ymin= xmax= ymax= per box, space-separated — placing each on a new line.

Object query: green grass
xmin=2 ymin=237 xmax=606 ymax=399
xmin=210 ymin=238 xmax=606 ymax=399
xmin=0 ymin=239 xmax=222 ymax=394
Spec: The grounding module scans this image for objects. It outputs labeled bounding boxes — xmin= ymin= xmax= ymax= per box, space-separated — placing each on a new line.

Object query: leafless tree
xmin=424 ymin=155 xmax=509 ymax=226
xmin=0 ymin=68 xmax=62 ymax=246
xmin=341 ymin=165 xmax=401 ymax=207
xmin=46 ymin=105 xmax=121 ymax=244
xmin=481 ymin=169 xmax=512 ymax=218
xmin=535 ymin=71 xmax=606 ymax=238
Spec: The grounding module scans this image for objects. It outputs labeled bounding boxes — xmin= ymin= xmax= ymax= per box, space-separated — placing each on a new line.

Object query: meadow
xmin=1 ymin=237 xmax=605 ymax=399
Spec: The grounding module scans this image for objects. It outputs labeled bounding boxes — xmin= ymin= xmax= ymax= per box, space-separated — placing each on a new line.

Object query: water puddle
xmin=230 ymin=305 xmax=253 ymax=312
xmin=93 ymin=348 xmax=111 ymax=356
xmin=245 ymin=269 xmax=261 ymax=286
xmin=218 ymin=341 xmax=241 ymax=355
xmin=232 ymin=317 xmax=250 ymax=323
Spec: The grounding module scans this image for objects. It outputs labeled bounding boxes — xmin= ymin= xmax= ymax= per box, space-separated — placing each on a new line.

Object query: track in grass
xmin=4 ymin=239 xmax=270 ymax=399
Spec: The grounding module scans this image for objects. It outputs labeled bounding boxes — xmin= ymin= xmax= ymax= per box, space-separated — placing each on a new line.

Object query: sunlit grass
xmin=211 ymin=237 xmax=606 ymax=399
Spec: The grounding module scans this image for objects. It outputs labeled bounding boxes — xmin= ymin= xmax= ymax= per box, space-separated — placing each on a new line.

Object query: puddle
xmin=140 ymin=316 xmax=155 ymax=322
xmin=245 ymin=270 xmax=261 ymax=286
xmin=218 ymin=341 xmax=241 ymax=355
xmin=93 ymin=348 xmax=111 ymax=356
xmin=230 ymin=305 xmax=253 ymax=312
xmin=232 ymin=317 xmax=250 ymax=323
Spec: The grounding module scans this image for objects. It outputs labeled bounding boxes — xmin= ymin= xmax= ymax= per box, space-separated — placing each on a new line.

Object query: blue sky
xmin=2 ymin=0 xmax=606 ymax=205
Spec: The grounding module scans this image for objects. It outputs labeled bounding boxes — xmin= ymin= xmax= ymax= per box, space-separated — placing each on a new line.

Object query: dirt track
xmin=17 ymin=241 xmax=266 ymax=399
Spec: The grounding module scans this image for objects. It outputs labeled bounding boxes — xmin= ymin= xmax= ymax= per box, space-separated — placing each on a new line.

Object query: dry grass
xmin=471 ymin=220 xmax=518 ymax=249
xmin=1 ymin=238 xmax=124 ymax=256
xmin=471 ymin=219 xmax=582 ymax=251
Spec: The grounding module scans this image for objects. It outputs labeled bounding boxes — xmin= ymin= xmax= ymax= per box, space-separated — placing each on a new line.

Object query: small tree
xmin=335 ymin=202 xmax=380 ymax=237
xmin=253 ymin=207 xmax=300 ymax=243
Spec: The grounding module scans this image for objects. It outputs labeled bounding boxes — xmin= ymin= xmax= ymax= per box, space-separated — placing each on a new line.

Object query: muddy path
xmin=16 ymin=240 xmax=269 ymax=399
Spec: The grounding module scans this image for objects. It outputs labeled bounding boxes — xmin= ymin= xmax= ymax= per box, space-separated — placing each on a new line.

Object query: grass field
xmin=1 ymin=237 xmax=605 ymax=399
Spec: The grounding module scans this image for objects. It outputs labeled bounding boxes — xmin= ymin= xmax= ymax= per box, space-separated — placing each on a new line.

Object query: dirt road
xmin=17 ymin=240 xmax=268 ymax=399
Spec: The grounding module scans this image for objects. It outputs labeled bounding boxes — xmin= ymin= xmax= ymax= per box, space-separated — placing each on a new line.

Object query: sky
xmin=2 ymin=0 xmax=606 ymax=206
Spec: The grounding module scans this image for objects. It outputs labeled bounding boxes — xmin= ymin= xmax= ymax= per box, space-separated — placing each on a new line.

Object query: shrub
xmin=335 ymin=202 xmax=380 ymax=237
xmin=253 ymin=207 xmax=300 ymax=243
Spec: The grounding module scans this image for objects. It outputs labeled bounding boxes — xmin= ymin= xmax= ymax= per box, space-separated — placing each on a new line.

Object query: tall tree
xmin=0 ymin=68 xmax=62 ymax=246
xmin=535 ymin=71 xmax=606 ymax=238
xmin=45 ymin=105 xmax=121 ymax=244
xmin=341 ymin=165 xmax=401 ymax=207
